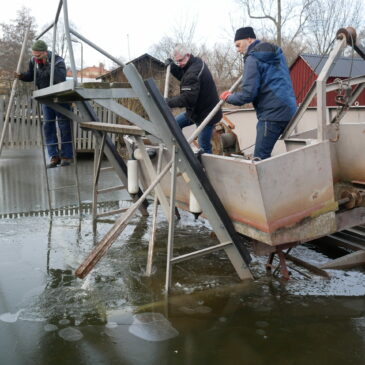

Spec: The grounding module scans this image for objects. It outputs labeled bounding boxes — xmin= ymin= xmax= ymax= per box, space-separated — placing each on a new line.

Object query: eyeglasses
xmin=174 ymin=54 xmax=188 ymax=65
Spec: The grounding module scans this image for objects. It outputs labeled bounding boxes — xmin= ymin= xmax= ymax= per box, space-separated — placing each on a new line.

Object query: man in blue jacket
xmin=220 ymin=27 xmax=297 ymax=160
xmin=15 ymin=40 xmax=73 ymax=167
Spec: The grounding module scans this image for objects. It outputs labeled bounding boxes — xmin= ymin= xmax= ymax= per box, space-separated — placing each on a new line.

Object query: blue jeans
xmin=175 ymin=112 xmax=214 ymax=154
xmin=42 ymin=104 xmax=73 ymax=159
xmin=254 ymin=120 xmax=288 ymax=160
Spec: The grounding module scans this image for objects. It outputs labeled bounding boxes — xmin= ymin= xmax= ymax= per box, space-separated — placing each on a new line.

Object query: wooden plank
xmin=80 ymin=121 xmax=145 ymax=135
xmin=320 ymin=250 xmax=365 ymax=270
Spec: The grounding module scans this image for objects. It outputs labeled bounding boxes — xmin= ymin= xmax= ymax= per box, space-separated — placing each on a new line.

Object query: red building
xmin=66 ymin=63 xmax=109 ymax=81
xmin=290 ymin=54 xmax=365 ymax=106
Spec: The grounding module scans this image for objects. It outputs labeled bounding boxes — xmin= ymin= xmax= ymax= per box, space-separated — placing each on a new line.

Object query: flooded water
xmin=1 ymin=150 xmax=365 ymax=365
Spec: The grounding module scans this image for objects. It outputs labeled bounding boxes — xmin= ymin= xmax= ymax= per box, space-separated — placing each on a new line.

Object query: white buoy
xmin=189 ymin=190 xmax=202 ymax=219
xmin=133 ymin=148 xmax=143 ymax=160
xmin=127 ymin=159 xmax=139 ymax=194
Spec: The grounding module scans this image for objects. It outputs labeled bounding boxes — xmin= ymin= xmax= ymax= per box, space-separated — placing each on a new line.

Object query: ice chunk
xmin=128 ymin=312 xmax=178 ymax=342
xmin=44 ymin=324 xmax=58 ymax=332
xmin=58 ymin=327 xmax=83 ymax=341
xmin=0 ymin=310 xmax=23 ymax=323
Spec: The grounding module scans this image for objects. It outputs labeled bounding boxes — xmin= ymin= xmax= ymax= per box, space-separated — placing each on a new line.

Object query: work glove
xmin=164 ymin=58 xmax=173 ymax=67
xmin=14 ymin=72 xmax=22 ymax=79
xmin=220 ymin=91 xmax=232 ymax=101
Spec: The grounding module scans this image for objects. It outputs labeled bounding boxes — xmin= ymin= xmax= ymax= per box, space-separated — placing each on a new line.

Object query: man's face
xmin=32 ymin=50 xmax=47 ymax=60
xmin=173 ymin=52 xmax=190 ymax=68
xmin=235 ymin=39 xmax=251 ymax=54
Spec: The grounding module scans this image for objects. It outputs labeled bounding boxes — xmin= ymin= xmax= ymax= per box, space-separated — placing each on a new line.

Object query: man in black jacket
xmin=15 ymin=40 xmax=73 ymax=168
xmin=166 ymin=45 xmax=222 ymax=154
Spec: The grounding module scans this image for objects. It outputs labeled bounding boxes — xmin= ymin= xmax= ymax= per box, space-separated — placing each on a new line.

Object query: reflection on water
xmin=1 ymin=150 xmax=365 ymax=364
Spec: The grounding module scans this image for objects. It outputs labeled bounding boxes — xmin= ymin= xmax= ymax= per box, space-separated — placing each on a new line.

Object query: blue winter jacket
xmin=227 ymin=40 xmax=297 ymax=122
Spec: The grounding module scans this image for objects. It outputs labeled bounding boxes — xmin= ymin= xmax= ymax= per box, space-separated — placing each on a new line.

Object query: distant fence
xmin=0 ymin=94 xmax=118 ymax=152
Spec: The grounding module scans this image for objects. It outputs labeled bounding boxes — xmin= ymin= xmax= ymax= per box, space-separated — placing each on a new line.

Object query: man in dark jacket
xmin=166 ymin=44 xmax=222 ymax=154
xmin=15 ymin=40 xmax=73 ymax=167
xmin=220 ymin=27 xmax=297 ymax=160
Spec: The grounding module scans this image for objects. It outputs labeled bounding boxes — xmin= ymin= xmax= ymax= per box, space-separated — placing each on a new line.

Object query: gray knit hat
xmin=32 ymin=40 xmax=48 ymax=51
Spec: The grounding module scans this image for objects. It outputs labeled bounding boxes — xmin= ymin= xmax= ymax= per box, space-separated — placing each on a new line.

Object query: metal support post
xmin=92 ymin=133 xmax=106 ymax=223
xmin=146 ymin=144 xmax=164 ymax=276
xmin=75 ymin=155 xmax=174 ymax=279
xmin=165 ymin=145 xmax=177 ymax=293
xmin=316 ymin=35 xmax=347 ymax=140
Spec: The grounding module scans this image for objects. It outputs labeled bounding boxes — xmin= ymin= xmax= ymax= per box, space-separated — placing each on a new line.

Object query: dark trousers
xmin=175 ymin=112 xmax=214 ymax=154
xmin=42 ymin=104 xmax=73 ymax=159
xmin=254 ymin=120 xmax=288 ymax=160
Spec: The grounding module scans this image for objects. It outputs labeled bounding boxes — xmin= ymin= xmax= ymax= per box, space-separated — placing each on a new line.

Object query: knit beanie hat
xmin=234 ymin=27 xmax=256 ymax=41
xmin=32 ymin=40 xmax=48 ymax=52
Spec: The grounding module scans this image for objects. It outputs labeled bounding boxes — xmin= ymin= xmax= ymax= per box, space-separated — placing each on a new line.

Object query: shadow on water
xmin=1 ymin=150 xmax=365 ymax=364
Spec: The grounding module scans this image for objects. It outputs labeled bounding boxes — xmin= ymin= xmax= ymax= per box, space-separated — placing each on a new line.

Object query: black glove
xmin=164 ymin=58 xmax=173 ymax=67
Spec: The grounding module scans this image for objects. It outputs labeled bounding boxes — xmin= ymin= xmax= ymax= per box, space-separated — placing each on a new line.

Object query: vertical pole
xmin=50 ymin=21 xmax=58 ymax=86
xmin=165 ymin=145 xmax=177 ymax=293
xmin=315 ymin=36 xmax=347 ymax=141
xmin=70 ymin=115 xmax=81 ymax=213
xmin=92 ymin=133 xmax=106 ymax=226
xmin=38 ymin=103 xmax=52 ymax=213
xmin=62 ymin=0 xmax=77 ymax=83
xmin=0 ymin=26 xmax=30 ymax=157
xmin=146 ymin=144 xmax=163 ymax=276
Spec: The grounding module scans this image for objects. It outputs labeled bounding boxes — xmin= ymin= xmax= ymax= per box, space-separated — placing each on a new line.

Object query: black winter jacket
xmin=167 ymin=55 xmax=222 ymax=125
xmin=19 ymin=52 xmax=66 ymax=90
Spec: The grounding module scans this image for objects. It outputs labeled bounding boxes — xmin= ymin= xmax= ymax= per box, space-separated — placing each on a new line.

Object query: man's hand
xmin=220 ymin=91 xmax=232 ymax=101
xmin=14 ymin=72 xmax=21 ymax=79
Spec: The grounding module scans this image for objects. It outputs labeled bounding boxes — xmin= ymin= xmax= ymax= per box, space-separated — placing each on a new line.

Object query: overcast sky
xmin=0 ymin=0 xmax=244 ymax=69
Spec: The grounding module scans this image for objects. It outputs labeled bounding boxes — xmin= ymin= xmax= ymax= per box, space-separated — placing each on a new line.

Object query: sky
xmin=0 ymin=0 xmax=244 ymax=69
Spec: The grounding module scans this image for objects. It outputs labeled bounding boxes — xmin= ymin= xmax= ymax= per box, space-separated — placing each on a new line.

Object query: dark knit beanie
xmin=32 ymin=40 xmax=48 ymax=51
xmin=234 ymin=27 xmax=256 ymax=41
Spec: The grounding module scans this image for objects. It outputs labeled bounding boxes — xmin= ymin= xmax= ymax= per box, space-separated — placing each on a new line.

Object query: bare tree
xmin=0 ymin=6 xmax=37 ymax=92
xmin=235 ymin=0 xmax=314 ymax=48
xmin=306 ymin=0 xmax=365 ymax=55
xmin=198 ymin=43 xmax=242 ymax=92
xmin=149 ymin=18 xmax=198 ymax=61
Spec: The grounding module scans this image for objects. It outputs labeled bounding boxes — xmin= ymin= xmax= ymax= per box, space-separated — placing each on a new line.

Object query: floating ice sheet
xmin=128 ymin=312 xmax=178 ymax=342
xmin=0 ymin=310 xmax=23 ymax=323
xmin=58 ymin=327 xmax=83 ymax=341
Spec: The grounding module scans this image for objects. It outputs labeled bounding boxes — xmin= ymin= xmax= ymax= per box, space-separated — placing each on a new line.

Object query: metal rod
xmin=50 ymin=21 xmax=58 ymax=86
xmin=0 ymin=26 xmax=30 ymax=157
xmin=36 ymin=22 xmax=55 ymax=40
xmin=165 ymin=145 xmax=177 ymax=293
xmin=75 ymin=155 xmax=174 ymax=279
xmin=146 ymin=144 xmax=163 ymax=276
xmin=69 ymin=28 xmax=124 ymax=67
xmin=170 ymin=241 xmax=232 ymax=264
xmin=316 ymin=36 xmax=347 ymax=140
xmin=97 ymin=185 xmax=125 ymax=194
xmin=187 ymin=75 xmax=242 ymax=145
xmin=38 ymin=104 xmax=52 ymax=213
xmin=92 ymin=133 xmax=106 ymax=222
xmin=62 ymin=0 xmax=77 ymax=83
